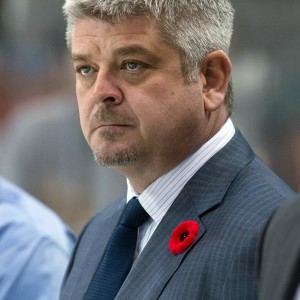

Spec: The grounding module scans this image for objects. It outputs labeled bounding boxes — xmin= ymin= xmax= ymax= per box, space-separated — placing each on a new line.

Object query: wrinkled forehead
xmin=70 ymin=15 xmax=168 ymax=49
xmin=70 ymin=16 xmax=172 ymax=59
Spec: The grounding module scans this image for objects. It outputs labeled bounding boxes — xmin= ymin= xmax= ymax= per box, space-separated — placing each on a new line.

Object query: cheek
xmin=132 ymin=95 xmax=178 ymax=140
xmin=78 ymin=109 xmax=88 ymax=134
xmin=149 ymin=87 xmax=203 ymax=133
xmin=140 ymin=87 xmax=190 ymax=122
xmin=76 ymin=97 xmax=93 ymax=141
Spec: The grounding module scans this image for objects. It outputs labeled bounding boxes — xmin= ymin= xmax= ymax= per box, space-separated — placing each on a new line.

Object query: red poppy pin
xmin=169 ymin=220 xmax=199 ymax=255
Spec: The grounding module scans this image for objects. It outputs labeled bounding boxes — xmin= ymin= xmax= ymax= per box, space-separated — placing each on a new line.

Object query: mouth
xmin=93 ymin=123 xmax=132 ymax=131
xmin=89 ymin=108 xmax=135 ymax=134
xmin=89 ymin=123 xmax=133 ymax=143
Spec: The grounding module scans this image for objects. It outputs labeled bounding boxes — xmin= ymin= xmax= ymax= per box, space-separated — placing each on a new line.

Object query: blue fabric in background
xmin=0 ymin=177 xmax=75 ymax=300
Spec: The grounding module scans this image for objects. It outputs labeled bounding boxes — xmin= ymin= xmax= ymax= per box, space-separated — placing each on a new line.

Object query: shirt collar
xmin=127 ymin=118 xmax=235 ymax=223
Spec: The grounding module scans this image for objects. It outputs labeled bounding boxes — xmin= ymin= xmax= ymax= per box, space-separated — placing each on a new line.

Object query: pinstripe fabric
xmin=60 ymin=129 xmax=295 ymax=300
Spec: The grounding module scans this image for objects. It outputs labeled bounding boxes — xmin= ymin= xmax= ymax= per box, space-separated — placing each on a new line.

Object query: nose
xmin=91 ymin=69 xmax=123 ymax=106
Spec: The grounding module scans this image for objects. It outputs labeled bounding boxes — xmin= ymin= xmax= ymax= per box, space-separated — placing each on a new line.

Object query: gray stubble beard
xmin=89 ymin=109 xmax=138 ymax=167
xmin=92 ymin=147 xmax=138 ymax=167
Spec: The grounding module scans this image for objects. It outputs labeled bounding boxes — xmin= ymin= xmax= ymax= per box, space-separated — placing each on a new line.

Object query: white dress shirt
xmin=127 ymin=118 xmax=235 ymax=254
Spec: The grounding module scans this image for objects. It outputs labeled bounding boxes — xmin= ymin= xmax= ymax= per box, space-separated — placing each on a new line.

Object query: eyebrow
xmin=72 ymin=45 xmax=162 ymax=64
xmin=113 ymin=45 xmax=161 ymax=63
xmin=71 ymin=53 xmax=93 ymax=62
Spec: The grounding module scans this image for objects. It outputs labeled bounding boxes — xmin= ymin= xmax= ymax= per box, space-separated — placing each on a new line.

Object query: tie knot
xmin=120 ymin=197 xmax=149 ymax=228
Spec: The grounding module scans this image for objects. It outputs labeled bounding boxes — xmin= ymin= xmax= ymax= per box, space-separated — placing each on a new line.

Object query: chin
xmin=92 ymin=148 xmax=138 ymax=167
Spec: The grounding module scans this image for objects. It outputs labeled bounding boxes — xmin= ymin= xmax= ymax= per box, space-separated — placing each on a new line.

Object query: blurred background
xmin=0 ymin=0 xmax=299 ymax=234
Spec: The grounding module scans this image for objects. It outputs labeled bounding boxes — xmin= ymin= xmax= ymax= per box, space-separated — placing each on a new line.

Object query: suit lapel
xmin=116 ymin=129 xmax=255 ymax=300
xmin=66 ymin=199 xmax=126 ymax=300
xmin=116 ymin=188 xmax=205 ymax=300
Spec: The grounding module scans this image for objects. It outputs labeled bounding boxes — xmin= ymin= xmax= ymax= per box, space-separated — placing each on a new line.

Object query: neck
xmin=117 ymin=113 xmax=229 ymax=194
xmin=115 ymin=156 xmax=190 ymax=194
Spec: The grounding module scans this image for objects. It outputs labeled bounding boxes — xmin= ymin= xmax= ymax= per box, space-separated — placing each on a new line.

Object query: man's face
xmin=71 ymin=17 xmax=206 ymax=175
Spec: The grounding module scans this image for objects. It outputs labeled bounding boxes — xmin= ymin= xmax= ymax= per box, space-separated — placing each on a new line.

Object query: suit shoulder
xmin=230 ymin=155 xmax=295 ymax=201
xmin=223 ymin=156 xmax=295 ymax=231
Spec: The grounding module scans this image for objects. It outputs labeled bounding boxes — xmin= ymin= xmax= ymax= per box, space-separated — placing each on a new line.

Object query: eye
xmin=76 ymin=66 xmax=94 ymax=76
xmin=122 ymin=62 xmax=143 ymax=72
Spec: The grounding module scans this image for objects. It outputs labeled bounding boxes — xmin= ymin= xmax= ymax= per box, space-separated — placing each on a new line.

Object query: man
xmin=61 ymin=1 xmax=295 ymax=299
xmin=258 ymin=195 xmax=300 ymax=300
xmin=0 ymin=176 xmax=75 ymax=299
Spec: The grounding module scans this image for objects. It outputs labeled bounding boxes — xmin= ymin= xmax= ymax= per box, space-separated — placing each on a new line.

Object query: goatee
xmin=92 ymin=147 xmax=137 ymax=167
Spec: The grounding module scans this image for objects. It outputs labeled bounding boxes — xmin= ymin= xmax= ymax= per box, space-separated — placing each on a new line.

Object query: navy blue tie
xmin=84 ymin=197 xmax=149 ymax=300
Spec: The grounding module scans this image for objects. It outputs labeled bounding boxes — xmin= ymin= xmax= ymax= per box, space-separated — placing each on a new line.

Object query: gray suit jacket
xmin=61 ymin=130 xmax=295 ymax=300
xmin=258 ymin=195 xmax=300 ymax=300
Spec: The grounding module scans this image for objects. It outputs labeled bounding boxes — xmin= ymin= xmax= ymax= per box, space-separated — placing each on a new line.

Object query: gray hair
xmin=63 ymin=0 xmax=235 ymax=114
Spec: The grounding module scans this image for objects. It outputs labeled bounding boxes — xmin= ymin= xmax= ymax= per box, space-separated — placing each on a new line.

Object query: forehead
xmin=71 ymin=17 xmax=165 ymax=56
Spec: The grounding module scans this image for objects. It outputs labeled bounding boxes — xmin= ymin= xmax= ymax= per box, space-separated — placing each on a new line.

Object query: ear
xmin=199 ymin=50 xmax=231 ymax=112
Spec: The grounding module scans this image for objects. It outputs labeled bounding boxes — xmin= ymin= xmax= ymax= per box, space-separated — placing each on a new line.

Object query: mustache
xmin=89 ymin=108 xmax=134 ymax=130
